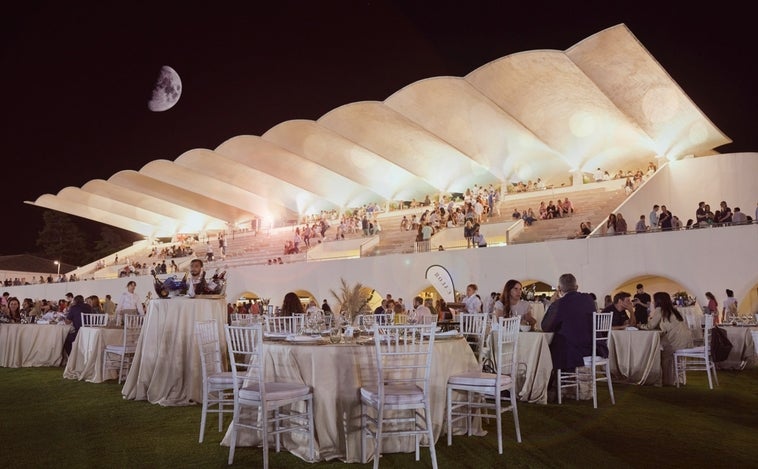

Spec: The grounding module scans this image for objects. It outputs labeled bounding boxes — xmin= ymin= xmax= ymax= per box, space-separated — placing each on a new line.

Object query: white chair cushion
xmin=239 ymin=382 xmax=311 ymax=402
xmin=104 ymin=345 xmax=137 ymax=354
xmin=583 ymin=356 xmax=609 ymax=367
xmin=676 ymin=346 xmax=705 ymax=355
xmin=448 ymin=371 xmax=514 ymax=387
xmin=360 ymin=384 xmax=424 ymax=405
xmin=207 ymin=372 xmax=237 ymax=385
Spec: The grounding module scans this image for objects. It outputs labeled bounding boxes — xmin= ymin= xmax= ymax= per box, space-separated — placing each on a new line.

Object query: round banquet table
xmin=121 ymin=297 xmax=226 ymax=406
xmin=0 ymin=323 xmax=70 ymax=368
xmin=608 ymin=330 xmax=662 ymax=386
xmin=716 ymin=326 xmax=757 ymax=370
xmin=481 ymin=330 xmax=554 ymax=404
xmin=63 ymin=326 xmax=124 ymax=383
xmin=221 ymin=335 xmax=480 ymax=463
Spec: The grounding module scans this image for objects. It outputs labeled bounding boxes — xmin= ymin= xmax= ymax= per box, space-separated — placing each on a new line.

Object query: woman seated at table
xmin=0 ymin=297 xmax=23 ymax=323
xmin=496 ymin=279 xmax=537 ymax=328
xmin=87 ymin=295 xmax=104 ymax=314
xmin=436 ymin=298 xmax=453 ymax=321
xmin=638 ymin=292 xmax=693 ymax=385
xmin=280 ymin=292 xmax=305 ymax=316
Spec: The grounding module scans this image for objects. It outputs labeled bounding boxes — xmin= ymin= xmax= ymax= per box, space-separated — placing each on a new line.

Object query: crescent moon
xmin=148 ymin=65 xmax=182 ymax=112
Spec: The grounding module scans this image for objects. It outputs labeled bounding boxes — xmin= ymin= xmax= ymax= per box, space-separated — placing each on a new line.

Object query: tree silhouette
xmin=36 ymin=210 xmax=87 ymax=266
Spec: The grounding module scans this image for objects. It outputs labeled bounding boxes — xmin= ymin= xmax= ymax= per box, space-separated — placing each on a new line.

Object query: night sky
xmin=3 ymin=1 xmax=757 ymax=255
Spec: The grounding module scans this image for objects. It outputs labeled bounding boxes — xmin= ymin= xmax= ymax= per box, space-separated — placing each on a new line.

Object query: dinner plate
xmin=264 ymin=332 xmax=290 ymax=340
xmin=422 ymin=330 xmax=460 ymax=339
xmin=285 ymin=335 xmax=324 ymax=344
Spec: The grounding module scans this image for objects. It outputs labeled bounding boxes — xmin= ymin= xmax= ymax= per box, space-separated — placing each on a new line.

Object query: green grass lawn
xmin=1 ymin=366 xmax=757 ymax=468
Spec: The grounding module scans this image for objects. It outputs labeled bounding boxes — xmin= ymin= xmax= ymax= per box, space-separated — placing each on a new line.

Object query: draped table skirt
xmin=121 ymin=298 xmax=226 ymax=406
xmin=221 ymin=336 xmax=480 ymax=463
xmin=63 ymin=326 xmax=124 ymax=382
xmin=0 ymin=324 xmax=70 ymax=368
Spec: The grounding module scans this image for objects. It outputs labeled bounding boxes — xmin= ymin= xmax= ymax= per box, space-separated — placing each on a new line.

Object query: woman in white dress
xmin=496 ymin=279 xmax=537 ymax=328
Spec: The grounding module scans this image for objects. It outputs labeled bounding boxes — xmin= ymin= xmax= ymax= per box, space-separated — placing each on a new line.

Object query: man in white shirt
xmin=594 ymin=168 xmax=604 ymax=182
xmin=472 ymin=229 xmax=487 ymax=247
xmin=412 ymin=296 xmax=434 ymax=323
xmin=649 ymin=204 xmax=659 ymax=228
xmin=731 ymin=207 xmax=747 ymax=224
xmin=462 ymin=284 xmax=483 ymax=314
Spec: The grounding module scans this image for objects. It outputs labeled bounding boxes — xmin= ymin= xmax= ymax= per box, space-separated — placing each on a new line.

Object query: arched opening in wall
xmin=363 ymin=287 xmax=383 ymax=312
xmin=234 ymin=291 xmax=259 ymax=307
xmin=610 ymin=275 xmax=703 ymax=326
xmin=612 ymin=276 xmax=689 ymax=302
xmin=410 ymin=286 xmax=437 ymax=311
xmin=737 ymin=283 xmax=758 ymax=317
xmin=293 ymin=289 xmax=316 ymax=308
xmin=521 ymin=280 xmax=555 ymax=301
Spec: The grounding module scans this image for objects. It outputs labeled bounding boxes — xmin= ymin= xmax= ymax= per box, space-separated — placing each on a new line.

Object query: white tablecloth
xmin=221 ymin=336 xmax=479 ymax=463
xmin=485 ymin=329 xmax=662 ymax=403
xmin=121 ymin=298 xmax=226 ymax=406
xmin=716 ymin=326 xmax=757 ymax=370
xmin=608 ymin=330 xmax=662 ymax=386
xmin=482 ymin=331 xmax=554 ymax=404
xmin=513 ymin=332 xmax=553 ymax=404
xmin=0 ymin=324 xmax=70 ymax=367
xmin=63 ymin=326 xmax=124 ymax=382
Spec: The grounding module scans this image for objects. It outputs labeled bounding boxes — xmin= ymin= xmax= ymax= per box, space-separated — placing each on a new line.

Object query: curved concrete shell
xmin=27 ymin=24 xmax=730 ymax=237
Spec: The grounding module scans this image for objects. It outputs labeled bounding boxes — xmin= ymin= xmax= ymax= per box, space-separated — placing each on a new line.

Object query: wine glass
xmin=407 ymin=310 xmax=418 ymax=325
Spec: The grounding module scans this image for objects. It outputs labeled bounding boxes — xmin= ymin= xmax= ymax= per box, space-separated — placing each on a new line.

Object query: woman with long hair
xmin=639 ymin=292 xmax=693 ymax=385
xmin=496 ymin=279 xmax=537 ymax=328
xmin=281 ymin=292 xmax=305 ymax=316
xmin=436 ymin=298 xmax=452 ymax=321
xmin=704 ymin=291 xmax=719 ymax=325
xmin=87 ymin=295 xmax=103 ymax=314
xmin=4 ymin=297 xmax=22 ymax=323
xmin=615 ymin=213 xmax=628 ymax=234
xmin=605 ymin=213 xmax=617 ymax=235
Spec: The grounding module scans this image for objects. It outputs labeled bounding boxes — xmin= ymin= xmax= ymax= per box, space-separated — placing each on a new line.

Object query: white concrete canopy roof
xmin=27 ymin=24 xmax=730 ymax=238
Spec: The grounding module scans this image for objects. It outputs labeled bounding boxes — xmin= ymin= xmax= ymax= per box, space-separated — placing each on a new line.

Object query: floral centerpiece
xmin=672 ymin=291 xmax=695 ymax=306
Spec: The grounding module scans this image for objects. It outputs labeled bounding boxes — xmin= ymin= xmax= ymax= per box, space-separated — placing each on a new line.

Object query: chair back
xmin=82 ymin=313 xmax=108 ymax=328
xmin=371 ymin=323 xmax=435 ymax=399
xmin=359 ymin=313 xmax=394 ymax=330
xmin=419 ymin=315 xmax=437 ymax=325
xmin=122 ymin=314 xmax=145 ymax=347
xmin=265 ymin=315 xmax=303 ymax=334
xmin=230 ymin=313 xmax=253 ymax=325
xmin=195 ymin=320 xmax=224 ymax=377
xmin=592 ymin=312 xmax=613 ymax=359
xmin=394 ymin=313 xmax=408 ymax=325
xmin=458 ymin=313 xmax=488 ymax=363
xmin=494 ymin=317 xmax=520 ymax=379
xmin=703 ymin=312 xmax=714 ymax=357
xmin=225 ymin=324 xmax=264 ymax=393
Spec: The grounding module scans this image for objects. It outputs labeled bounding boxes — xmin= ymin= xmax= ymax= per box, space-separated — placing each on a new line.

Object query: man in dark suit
xmin=542 ymin=273 xmax=604 ymax=372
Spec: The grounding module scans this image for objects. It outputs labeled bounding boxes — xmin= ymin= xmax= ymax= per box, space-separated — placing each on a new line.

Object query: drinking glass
xmin=407 ymin=310 xmax=418 ymax=325
xmin=329 ymin=327 xmax=342 ymax=344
